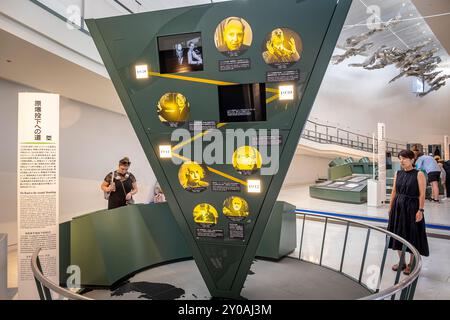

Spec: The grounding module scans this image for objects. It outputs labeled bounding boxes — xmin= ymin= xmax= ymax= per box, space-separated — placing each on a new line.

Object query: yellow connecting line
xmin=148 ymin=71 xmax=280 ymax=105
xmin=152 ymin=71 xmax=275 ymax=187
xmin=172 ymin=123 xmax=227 ymax=152
xmin=171 ymin=152 xmax=248 ymax=186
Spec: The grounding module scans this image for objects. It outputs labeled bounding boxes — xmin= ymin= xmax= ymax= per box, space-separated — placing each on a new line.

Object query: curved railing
xmin=31 ymin=248 xmax=92 ymax=300
xmin=295 ymin=211 xmax=421 ymax=300
xmin=31 ymin=210 xmax=421 ymax=300
xmin=302 ymin=119 xmax=408 ymax=156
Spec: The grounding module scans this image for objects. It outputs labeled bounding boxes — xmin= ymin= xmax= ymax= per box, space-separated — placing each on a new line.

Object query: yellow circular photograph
xmin=215 ymin=17 xmax=253 ymax=57
xmin=157 ymin=92 xmax=189 ymax=127
xmin=232 ymin=146 xmax=263 ymax=175
xmin=178 ymin=162 xmax=209 ymax=193
xmin=193 ymin=203 xmax=219 ymax=227
xmin=262 ymin=28 xmax=303 ymax=67
xmin=223 ymin=196 xmax=249 ymax=221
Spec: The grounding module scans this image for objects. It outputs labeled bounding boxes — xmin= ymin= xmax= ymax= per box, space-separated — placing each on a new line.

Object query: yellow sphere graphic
xmin=232 ymin=146 xmax=262 ymax=175
xmin=223 ymin=196 xmax=249 ymax=219
xmin=157 ymin=93 xmax=189 ymax=125
xmin=193 ymin=203 xmax=219 ymax=226
xmin=178 ymin=162 xmax=209 ymax=192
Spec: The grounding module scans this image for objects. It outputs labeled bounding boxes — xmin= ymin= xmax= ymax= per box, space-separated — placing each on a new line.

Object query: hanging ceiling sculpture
xmin=332 ymin=16 xmax=449 ymax=97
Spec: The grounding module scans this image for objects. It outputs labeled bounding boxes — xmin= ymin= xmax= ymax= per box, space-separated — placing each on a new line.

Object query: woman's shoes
xmin=392 ymin=263 xmax=407 ymax=272
xmin=392 ymin=263 xmax=413 ymax=275
xmin=403 ymin=264 xmax=412 ymax=275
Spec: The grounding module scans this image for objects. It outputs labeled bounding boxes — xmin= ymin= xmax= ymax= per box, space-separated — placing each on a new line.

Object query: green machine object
xmin=86 ymin=0 xmax=351 ymax=298
xmin=310 ymin=157 xmax=375 ymax=204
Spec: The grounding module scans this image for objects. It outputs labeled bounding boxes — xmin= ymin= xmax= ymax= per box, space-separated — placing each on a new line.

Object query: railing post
xmin=408 ymin=278 xmax=419 ymax=300
xmin=376 ymin=235 xmax=390 ymax=293
xmin=391 ymin=245 xmax=407 ymax=300
xmin=358 ymin=229 xmax=371 ymax=283
xmin=298 ymin=214 xmax=306 ymax=261
xmin=340 ymin=221 xmax=350 ymax=273
xmin=319 ymin=217 xmax=328 ymax=266
xmin=36 ymin=256 xmax=53 ymax=300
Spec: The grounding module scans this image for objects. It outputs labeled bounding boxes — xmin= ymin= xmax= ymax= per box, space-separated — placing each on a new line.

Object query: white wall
xmin=0 ymin=78 xmax=157 ymax=245
xmin=283 ymin=154 xmax=330 ymax=187
xmin=310 ymin=51 xmax=450 ymax=146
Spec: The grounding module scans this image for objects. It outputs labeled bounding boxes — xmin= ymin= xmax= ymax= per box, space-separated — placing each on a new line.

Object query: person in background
xmin=444 ymin=160 xmax=450 ymax=198
xmin=411 ymin=145 xmax=421 ymax=166
xmin=437 ymin=159 xmax=447 ymax=200
xmin=388 ymin=150 xmax=429 ymax=275
xmin=153 ymin=182 xmax=166 ymax=203
xmin=101 ymin=157 xmax=138 ymax=210
xmin=415 ymin=153 xmax=442 ymax=202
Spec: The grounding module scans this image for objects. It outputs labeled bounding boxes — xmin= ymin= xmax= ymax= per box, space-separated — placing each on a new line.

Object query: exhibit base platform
xmin=59 ymin=201 xmax=297 ymax=288
xmin=309 ymin=175 xmax=370 ymax=204
xmin=81 ymin=258 xmax=371 ymax=300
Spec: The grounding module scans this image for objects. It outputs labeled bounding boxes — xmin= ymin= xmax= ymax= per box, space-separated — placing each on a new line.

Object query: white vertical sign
xmin=377 ymin=123 xmax=386 ymax=204
xmin=17 ymin=93 xmax=59 ymax=300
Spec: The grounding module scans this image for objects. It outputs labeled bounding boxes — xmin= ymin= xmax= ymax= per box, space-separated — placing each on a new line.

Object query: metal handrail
xmin=296 ymin=211 xmax=422 ymax=300
xmin=31 ymin=209 xmax=421 ymax=301
xmin=302 ymin=120 xmax=408 ymax=156
xmin=31 ymin=248 xmax=92 ymax=300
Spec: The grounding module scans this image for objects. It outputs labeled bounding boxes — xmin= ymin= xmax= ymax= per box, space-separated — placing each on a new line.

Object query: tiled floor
xmin=279 ymin=184 xmax=450 ymax=229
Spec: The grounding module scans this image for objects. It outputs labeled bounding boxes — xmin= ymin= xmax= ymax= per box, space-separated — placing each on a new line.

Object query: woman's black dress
xmin=388 ymin=169 xmax=429 ymax=256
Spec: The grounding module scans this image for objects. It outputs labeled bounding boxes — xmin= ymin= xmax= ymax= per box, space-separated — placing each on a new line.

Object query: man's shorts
xmin=428 ymin=171 xmax=441 ymax=183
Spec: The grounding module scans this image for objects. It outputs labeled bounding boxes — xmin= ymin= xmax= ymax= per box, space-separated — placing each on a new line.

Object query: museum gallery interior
xmin=0 ymin=0 xmax=449 ymax=301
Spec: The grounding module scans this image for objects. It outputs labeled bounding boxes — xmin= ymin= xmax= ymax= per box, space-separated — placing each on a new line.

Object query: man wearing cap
xmin=101 ymin=157 xmax=138 ymax=210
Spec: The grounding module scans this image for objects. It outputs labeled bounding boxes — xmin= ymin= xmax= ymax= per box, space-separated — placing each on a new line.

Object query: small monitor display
xmin=218 ymin=83 xmax=266 ymax=123
xmin=158 ymin=32 xmax=203 ymax=74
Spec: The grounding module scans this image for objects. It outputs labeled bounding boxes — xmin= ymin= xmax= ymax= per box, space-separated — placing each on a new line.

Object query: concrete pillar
xmin=0 ymin=234 xmax=7 ymax=300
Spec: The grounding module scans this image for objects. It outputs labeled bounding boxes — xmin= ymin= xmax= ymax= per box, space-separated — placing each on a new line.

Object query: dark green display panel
xmin=59 ymin=201 xmax=295 ymax=287
xmin=87 ymin=0 xmax=351 ymax=298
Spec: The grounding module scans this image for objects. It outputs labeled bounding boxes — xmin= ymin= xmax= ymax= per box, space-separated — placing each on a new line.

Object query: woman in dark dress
xmin=388 ymin=150 xmax=429 ymax=275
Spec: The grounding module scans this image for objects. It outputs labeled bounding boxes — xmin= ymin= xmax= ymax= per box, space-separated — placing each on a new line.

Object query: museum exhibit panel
xmin=5 ymin=0 xmax=448 ymax=302
xmin=86 ymin=0 xmax=352 ymax=299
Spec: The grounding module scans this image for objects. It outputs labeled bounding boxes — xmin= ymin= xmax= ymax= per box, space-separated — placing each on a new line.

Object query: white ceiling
xmin=411 ymin=0 xmax=450 ymax=54
xmin=337 ymin=0 xmax=450 ymax=67
xmin=0 ymin=29 xmax=123 ymax=114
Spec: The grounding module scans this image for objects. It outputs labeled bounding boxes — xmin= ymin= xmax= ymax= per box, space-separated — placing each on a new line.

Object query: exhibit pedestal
xmin=60 ymin=201 xmax=297 ymax=288
xmin=367 ymin=179 xmax=382 ymax=207
xmin=256 ymin=202 xmax=297 ymax=260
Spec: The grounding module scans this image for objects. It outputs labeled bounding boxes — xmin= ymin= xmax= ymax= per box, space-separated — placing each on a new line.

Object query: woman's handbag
xmin=120 ymin=179 xmax=135 ymax=205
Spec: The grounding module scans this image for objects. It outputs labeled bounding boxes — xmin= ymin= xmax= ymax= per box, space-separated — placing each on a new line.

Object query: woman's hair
xmin=398 ymin=149 xmax=415 ymax=160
